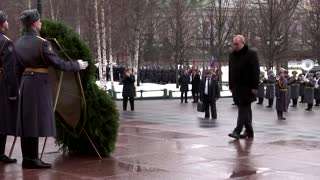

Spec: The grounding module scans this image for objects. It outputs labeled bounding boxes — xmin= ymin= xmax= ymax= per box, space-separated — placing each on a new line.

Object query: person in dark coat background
xmin=200 ymin=70 xmax=220 ymax=119
xmin=179 ymin=69 xmax=190 ymax=103
xmin=314 ymin=72 xmax=320 ymax=106
xmin=298 ymin=74 xmax=305 ymax=103
xmin=122 ymin=68 xmax=135 ymax=111
xmin=0 ymin=11 xmax=19 ymax=163
xmin=256 ymin=72 xmax=266 ymax=104
xmin=15 ymin=9 xmax=88 ymax=169
xmin=303 ymin=73 xmax=316 ymax=111
xmin=288 ymin=70 xmax=299 ymax=107
xmin=191 ymin=69 xmax=201 ymax=103
xmin=264 ymin=70 xmax=275 ymax=108
xmin=228 ymin=35 xmax=260 ymax=140
xmin=275 ymin=70 xmax=288 ymax=120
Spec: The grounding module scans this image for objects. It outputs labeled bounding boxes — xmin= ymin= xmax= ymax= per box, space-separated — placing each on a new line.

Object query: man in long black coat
xmin=191 ymin=69 xmax=201 ymax=103
xmin=179 ymin=69 xmax=190 ymax=103
xmin=15 ymin=9 xmax=88 ymax=169
xmin=200 ymin=70 xmax=220 ymax=119
xmin=228 ymin=35 xmax=260 ymax=140
xmin=0 ymin=11 xmax=19 ymax=163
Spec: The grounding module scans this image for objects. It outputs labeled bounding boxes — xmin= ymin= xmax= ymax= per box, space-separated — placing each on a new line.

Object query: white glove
xmin=77 ymin=60 xmax=88 ymax=70
xmin=304 ymin=79 xmax=309 ymax=83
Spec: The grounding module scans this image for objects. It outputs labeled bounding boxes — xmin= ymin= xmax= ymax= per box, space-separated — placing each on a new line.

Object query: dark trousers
xmin=291 ymin=99 xmax=298 ymax=107
xmin=315 ymin=100 xmax=320 ymax=106
xmin=234 ymin=104 xmax=253 ymax=135
xmin=267 ymin=99 xmax=273 ymax=107
xmin=21 ymin=137 xmax=38 ymax=159
xmin=181 ymin=91 xmax=188 ymax=103
xmin=0 ymin=135 xmax=6 ymax=154
xmin=257 ymin=98 xmax=263 ymax=104
xmin=123 ymin=97 xmax=134 ymax=111
xmin=300 ymin=96 xmax=304 ymax=103
xmin=277 ymin=110 xmax=284 ymax=118
xmin=192 ymin=92 xmax=199 ymax=102
xmin=203 ymin=95 xmax=217 ymax=119
xmin=307 ymin=103 xmax=313 ymax=110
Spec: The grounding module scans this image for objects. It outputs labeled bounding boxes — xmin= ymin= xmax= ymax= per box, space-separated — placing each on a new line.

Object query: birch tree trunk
xmin=49 ymin=0 xmax=55 ymax=20
xmin=76 ymin=0 xmax=81 ymax=34
xmin=133 ymin=28 xmax=140 ymax=87
xmin=101 ymin=1 xmax=107 ymax=89
xmin=108 ymin=0 xmax=115 ymax=90
xmin=27 ymin=0 xmax=31 ymax=9
xmin=94 ymin=0 xmax=103 ymax=83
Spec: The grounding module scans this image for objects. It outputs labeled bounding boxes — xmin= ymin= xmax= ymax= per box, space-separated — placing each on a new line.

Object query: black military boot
xmin=256 ymin=98 xmax=263 ymax=105
xmin=0 ymin=154 xmax=17 ymax=163
xmin=277 ymin=111 xmax=286 ymax=120
xmin=291 ymin=99 xmax=297 ymax=107
xmin=305 ymin=104 xmax=313 ymax=111
xmin=22 ymin=158 xmax=52 ymax=169
xmin=266 ymin=99 xmax=273 ymax=108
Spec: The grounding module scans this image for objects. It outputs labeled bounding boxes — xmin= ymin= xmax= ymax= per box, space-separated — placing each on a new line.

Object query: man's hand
xmin=8 ymin=96 xmax=17 ymax=101
xmin=251 ymin=89 xmax=258 ymax=94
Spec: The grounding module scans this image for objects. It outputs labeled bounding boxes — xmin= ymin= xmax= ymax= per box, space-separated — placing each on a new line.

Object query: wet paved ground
xmin=1 ymin=98 xmax=320 ymax=179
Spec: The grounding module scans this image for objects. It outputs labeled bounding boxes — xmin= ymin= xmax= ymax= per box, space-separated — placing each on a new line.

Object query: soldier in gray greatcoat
xmin=275 ymin=70 xmax=288 ymax=120
xmin=264 ymin=70 xmax=275 ymax=108
xmin=303 ymin=73 xmax=316 ymax=111
xmin=0 ymin=11 xmax=19 ymax=163
xmin=284 ymin=70 xmax=291 ymax=109
xmin=288 ymin=71 xmax=299 ymax=107
xmin=15 ymin=9 xmax=88 ymax=169
xmin=256 ymin=72 xmax=266 ymax=104
xmin=314 ymin=72 xmax=320 ymax=106
xmin=298 ymin=74 xmax=305 ymax=103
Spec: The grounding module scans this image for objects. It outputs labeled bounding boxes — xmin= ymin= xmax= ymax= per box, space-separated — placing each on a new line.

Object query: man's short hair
xmin=233 ymin=35 xmax=245 ymax=44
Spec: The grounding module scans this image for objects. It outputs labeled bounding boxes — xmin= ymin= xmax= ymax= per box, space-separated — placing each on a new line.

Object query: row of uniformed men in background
xmin=256 ymin=69 xmax=320 ymax=120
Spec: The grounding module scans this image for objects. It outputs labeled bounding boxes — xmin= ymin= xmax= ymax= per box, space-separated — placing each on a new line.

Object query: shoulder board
xmin=2 ymin=35 xmax=11 ymax=41
xmin=36 ymin=36 xmax=47 ymax=41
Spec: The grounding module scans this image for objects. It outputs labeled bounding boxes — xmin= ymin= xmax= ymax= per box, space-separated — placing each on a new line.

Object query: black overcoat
xmin=229 ymin=45 xmax=260 ymax=105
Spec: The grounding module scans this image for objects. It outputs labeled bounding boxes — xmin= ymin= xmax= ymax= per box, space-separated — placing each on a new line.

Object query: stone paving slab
xmin=1 ymin=98 xmax=320 ymax=179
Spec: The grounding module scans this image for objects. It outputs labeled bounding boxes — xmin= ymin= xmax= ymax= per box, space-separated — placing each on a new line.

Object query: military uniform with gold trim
xmin=15 ymin=9 xmax=82 ymax=169
xmin=275 ymin=72 xmax=288 ymax=120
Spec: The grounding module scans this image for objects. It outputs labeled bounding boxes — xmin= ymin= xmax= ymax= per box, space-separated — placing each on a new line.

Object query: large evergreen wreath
xmin=40 ymin=19 xmax=119 ymax=156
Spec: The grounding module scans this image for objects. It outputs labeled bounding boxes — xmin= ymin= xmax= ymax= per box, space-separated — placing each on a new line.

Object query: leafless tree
xmin=301 ymin=0 xmax=320 ymax=64
xmin=252 ymin=0 xmax=300 ymax=70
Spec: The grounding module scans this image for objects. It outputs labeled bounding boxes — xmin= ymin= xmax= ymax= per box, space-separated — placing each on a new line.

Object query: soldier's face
xmin=33 ymin=19 xmax=42 ymax=31
xmin=0 ymin=20 xmax=8 ymax=31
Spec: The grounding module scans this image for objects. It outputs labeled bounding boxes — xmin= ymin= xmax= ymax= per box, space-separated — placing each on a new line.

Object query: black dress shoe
xmin=22 ymin=158 xmax=52 ymax=169
xmin=0 ymin=154 xmax=17 ymax=163
xmin=239 ymin=132 xmax=254 ymax=139
xmin=290 ymin=105 xmax=296 ymax=107
xmin=266 ymin=106 xmax=272 ymax=108
xmin=314 ymin=104 xmax=319 ymax=107
xmin=228 ymin=132 xmax=240 ymax=140
xmin=305 ymin=108 xmax=312 ymax=111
